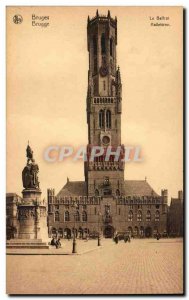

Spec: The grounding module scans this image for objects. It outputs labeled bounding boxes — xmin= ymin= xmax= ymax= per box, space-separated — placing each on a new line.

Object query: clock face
xmin=100 ymin=66 xmax=108 ymax=77
xmin=102 ymin=135 xmax=110 ymax=145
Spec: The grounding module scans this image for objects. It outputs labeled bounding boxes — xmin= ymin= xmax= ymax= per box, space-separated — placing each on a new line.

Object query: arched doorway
xmin=128 ymin=226 xmax=133 ymax=236
xmin=58 ymin=228 xmax=63 ymax=238
xmin=139 ymin=226 xmax=144 ymax=238
xmin=51 ymin=228 xmax=57 ymax=237
xmin=78 ymin=227 xmax=83 ymax=239
xmin=104 ymin=225 xmax=114 ymax=238
xmin=145 ymin=227 xmax=152 ymax=238
xmin=134 ymin=226 xmax=139 ymax=237
xmin=64 ymin=228 xmax=71 ymax=239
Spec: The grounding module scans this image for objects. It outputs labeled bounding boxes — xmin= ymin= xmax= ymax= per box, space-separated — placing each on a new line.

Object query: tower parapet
xmin=161 ymin=189 xmax=168 ymax=204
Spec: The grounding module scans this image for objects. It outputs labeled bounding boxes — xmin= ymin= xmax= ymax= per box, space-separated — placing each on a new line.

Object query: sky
xmin=6 ymin=6 xmax=183 ymax=203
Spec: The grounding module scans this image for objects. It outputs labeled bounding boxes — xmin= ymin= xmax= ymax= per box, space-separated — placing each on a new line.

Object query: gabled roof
xmin=57 ymin=181 xmax=87 ymax=197
xmin=57 ymin=179 xmax=159 ymax=198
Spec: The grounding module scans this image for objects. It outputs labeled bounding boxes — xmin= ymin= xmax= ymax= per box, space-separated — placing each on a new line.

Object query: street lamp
xmin=98 ymin=211 xmax=102 ymax=246
xmin=71 ymin=202 xmax=78 ymax=254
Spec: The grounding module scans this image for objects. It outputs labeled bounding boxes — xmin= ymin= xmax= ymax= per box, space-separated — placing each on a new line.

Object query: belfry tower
xmin=85 ymin=10 xmax=125 ymax=197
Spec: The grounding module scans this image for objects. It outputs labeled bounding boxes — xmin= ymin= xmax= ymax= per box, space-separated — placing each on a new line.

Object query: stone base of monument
xmin=7 ymin=188 xmax=50 ymax=249
xmin=6 ymin=239 xmax=49 ymax=249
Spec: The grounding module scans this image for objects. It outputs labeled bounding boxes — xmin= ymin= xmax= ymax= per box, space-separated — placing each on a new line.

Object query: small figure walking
xmin=56 ymin=238 xmax=61 ymax=249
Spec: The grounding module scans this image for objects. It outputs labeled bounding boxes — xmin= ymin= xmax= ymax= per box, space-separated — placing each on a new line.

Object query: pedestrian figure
xmin=156 ymin=232 xmax=160 ymax=240
xmin=56 ymin=238 xmax=61 ymax=249
xmin=124 ymin=234 xmax=128 ymax=243
xmin=50 ymin=237 xmax=56 ymax=246
xmin=114 ymin=235 xmax=119 ymax=244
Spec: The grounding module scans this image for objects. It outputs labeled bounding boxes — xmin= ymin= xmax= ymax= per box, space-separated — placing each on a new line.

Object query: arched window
xmin=75 ymin=211 xmax=80 ymax=222
xmin=110 ymin=38 xmax=113 ymax=56
xmin=155 ymin=210 xmax=160 ymax=222
xmin=128 ymin=210 xmax=133 ymax=222
xmin=82 ymin=211 xmax=87 ymax=222
xmin=55 ymin=211 xmax=59 ymax=222
xmin=101 ymin=33 xmax=106 ymax=54
xmin=116 ymin=189 xmax=120 ymax=196
xmin=64 ymin=211 xmax=70 ymax=222
xmin=106 ymin=110 xmax=111 ymax=128
xmin=99 ymin=109 xmax=104 ymax=128
xmin=93 ymin=35 xmax=97 ymax=55
xmin=94 ymin=57 xmax=97 ymax=73
xmin=146 ymin=210 xmax=151 ymax=222
xmin=95 ymin=189 xmax=99 ymax=196
xmin=110 ymin=59 xmax=114 ymax=74
xmin=137 ymin=210 xmax=142 ymax=222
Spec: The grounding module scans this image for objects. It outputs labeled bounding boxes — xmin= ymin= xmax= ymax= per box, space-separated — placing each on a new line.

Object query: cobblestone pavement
xmin=6 ymin=238 xmax=183 ymax=295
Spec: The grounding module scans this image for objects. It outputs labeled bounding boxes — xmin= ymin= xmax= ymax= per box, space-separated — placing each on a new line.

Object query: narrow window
xmin=82 ymin=211 xmax=87 ymax=222
xmin=93 ymin=35 xmax=97 ymax=55
xmin=99 ymin=109 xmax=104 ymax=128
xmin=75 ymin=211 xmax=80 ymax=222
xmin=101 ymin=33 xmax=106 ymax=54
xmin=146 ymin=210 xmax=151 ymax=222
xmin=110 ymin=38 xmax=113 ymax=56
xmin=95 ymin=189 xmax=99 ymax=196
xmin=155 ymin=210 xmax=160 ymax=222
xmin=137 ymin=210 xmax=142 ymax=222
xmin=55 ymin=211 xmax=59 ymax=222
xmin=128 ymin=210 xmax=133 ymax=222
xmin=64 ymin=211 xmax=70 ymax=222
xmin=106 ymin=110 xmax=111 ymax=128
xmin=116 ymin=189 xmax=120 ymax=196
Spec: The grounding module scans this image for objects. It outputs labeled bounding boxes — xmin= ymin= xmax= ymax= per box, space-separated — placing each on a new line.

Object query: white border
xmin=0 ymin=0 xmax=188 ymax=299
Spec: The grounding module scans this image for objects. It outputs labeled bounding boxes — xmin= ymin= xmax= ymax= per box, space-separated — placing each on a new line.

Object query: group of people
xmin=50 ymin=237 xmax=62 ymax=249
xmin=114 ymin=233 xmax=131 ymax=244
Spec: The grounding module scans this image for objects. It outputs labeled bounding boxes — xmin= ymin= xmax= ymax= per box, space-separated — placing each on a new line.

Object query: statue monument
xmin=6 ymin=143 xmax=49 ymax=249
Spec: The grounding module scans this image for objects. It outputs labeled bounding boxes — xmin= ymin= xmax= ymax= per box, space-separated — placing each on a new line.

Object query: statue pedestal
xmin=7 ymin=188 xmax=49 ymax=249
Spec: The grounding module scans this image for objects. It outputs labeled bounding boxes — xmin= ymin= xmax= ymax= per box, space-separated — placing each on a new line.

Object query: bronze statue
xmin=26 ymin=142 xmax=33 ymax=163
xmin=22 ymin=143 xmax=40 ymax=189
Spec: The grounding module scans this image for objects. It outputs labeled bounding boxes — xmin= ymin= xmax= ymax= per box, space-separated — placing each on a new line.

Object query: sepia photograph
xmin=6 ymin=6 xmax=183 ymax=295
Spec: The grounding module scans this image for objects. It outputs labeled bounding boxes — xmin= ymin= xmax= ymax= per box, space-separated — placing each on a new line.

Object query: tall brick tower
xmin=85 ymin=10 xmax=125 ymax=197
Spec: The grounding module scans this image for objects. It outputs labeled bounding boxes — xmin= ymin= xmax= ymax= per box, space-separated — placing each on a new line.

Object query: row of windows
xmin=94 ymin=98 xmax=114 ymax=104
xmin=54 ymin=210 xmax=160 ymax=222
xmin=55 ymin=211 xmax=87 ymax=222
xmin=93 ymin=35 xmax=114 ymax=56
xmin=128 ymin=210 xmax=160 ymax=222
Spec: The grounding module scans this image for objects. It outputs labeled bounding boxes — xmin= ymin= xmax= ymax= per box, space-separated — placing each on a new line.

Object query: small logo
xmin=13 ymin=15 xmax=23 ymax=24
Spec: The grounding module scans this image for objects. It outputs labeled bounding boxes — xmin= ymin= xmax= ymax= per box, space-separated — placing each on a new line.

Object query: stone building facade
xmin=167 ymin=191 xmax=183 ymax=237
xmin=6 ymin=193 xmax=22 ymax=239
xmin=47 ymin=11 xmax=168 ymax=238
